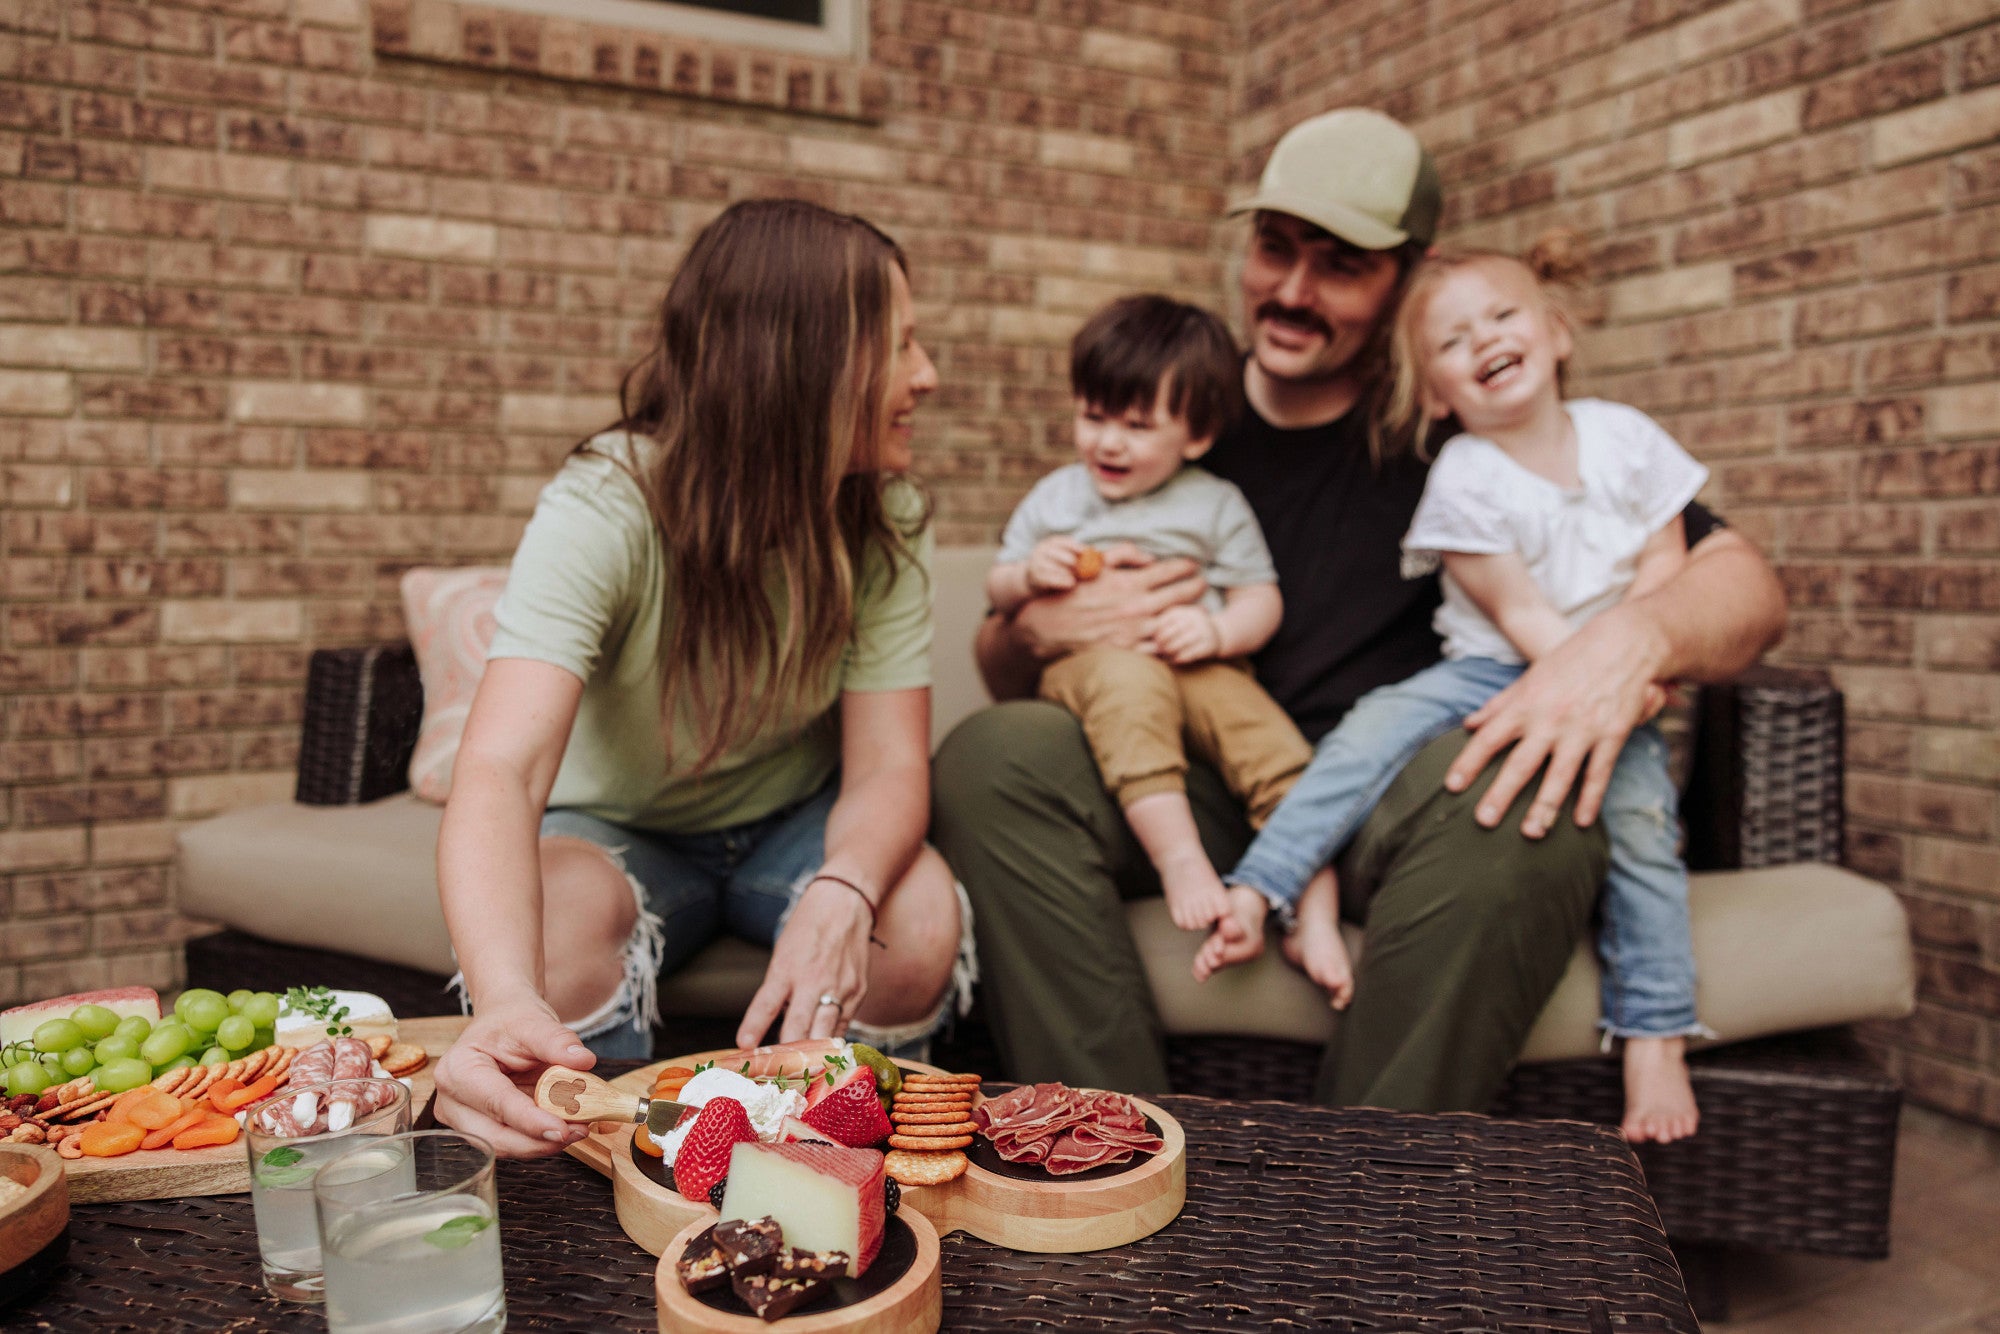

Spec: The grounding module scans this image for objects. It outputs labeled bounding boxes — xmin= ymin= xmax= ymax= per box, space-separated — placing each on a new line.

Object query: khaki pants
xmin=1038 ymin=645 xmax=1311 ymax=827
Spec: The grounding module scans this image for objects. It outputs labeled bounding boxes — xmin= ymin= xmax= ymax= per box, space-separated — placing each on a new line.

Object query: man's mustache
xmin=1255 ymin=303 xmax=1331 ymax=337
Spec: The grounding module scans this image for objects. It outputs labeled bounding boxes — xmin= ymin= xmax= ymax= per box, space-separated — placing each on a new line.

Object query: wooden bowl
xmin=0 ymin=1144 xmax=70 ymax=1309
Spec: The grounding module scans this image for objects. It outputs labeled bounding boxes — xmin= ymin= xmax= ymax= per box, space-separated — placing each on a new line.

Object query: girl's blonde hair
xmin=596 ymin=198 xmax=927 ymax=774
xmin=1375 ymin=228 xmax=1590 ymax=461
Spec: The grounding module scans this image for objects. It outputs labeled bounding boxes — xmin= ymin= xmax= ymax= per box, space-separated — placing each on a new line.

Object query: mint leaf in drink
xmin=263 ymin=1146 xmax=305 ymax=1167
xmin=423 ymin=1214 xmax=493 ymax=1250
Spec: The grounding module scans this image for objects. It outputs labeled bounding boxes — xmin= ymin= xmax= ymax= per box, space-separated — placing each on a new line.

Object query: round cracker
xmin=380 ymin=1043 xmax=427 ymax=1077
xmin=888 ymin=1133 xmax=972 ymax=1151
xmin=888 ymin=1120 xmax=975 ymax=1137
xmin=262 ymin=1047 xmax=294 ymax=1081
xmin=901 ymin=1073 xmax=979 ymax=1087
xmin=365 ymin=1033 xmax=393 ymax=1059
xmin=884 ymin=1149 xmax=969 ymax=1187
xmin=237 ymin=1048 xmax=271 ymax=1082
xmin=57 ymin=1092 xmax=118 ymax=1123
xmin=180 ymin=1067 xmax=220 ymax=1101
xmin=892 ymin=1109 xmax=976 ymax=1125
xmin=892 ymin=1090 xmax=972 ymax=1104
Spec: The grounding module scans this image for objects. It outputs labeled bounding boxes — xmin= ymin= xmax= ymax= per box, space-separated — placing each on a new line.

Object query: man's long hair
xmin=598 ymin=198 xmax=920 ymax=774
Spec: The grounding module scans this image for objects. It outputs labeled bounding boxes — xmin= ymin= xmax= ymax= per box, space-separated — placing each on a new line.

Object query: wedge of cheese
xmin=274 ymin=989 xmax=398 ymax=1046
xmin=717 ymin=1142 xmax=885 ymax=1277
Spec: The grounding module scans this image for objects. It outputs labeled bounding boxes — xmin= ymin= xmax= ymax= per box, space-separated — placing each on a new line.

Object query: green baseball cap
xmin=1230 ymin=107 xmax=1441 ymax=250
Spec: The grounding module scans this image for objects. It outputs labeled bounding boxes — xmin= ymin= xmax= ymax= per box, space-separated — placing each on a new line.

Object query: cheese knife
xmin=533 ymin=1065 xmax=697 ymax=1139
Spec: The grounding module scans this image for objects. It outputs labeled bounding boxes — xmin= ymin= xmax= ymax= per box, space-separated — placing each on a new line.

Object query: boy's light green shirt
xmin=487 ymin=432 xmax=934 ymax=834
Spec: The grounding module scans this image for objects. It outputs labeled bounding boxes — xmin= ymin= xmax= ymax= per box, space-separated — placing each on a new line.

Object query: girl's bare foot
xmin=1278 ymin=867 xmax=1353 ymax=1008
xmin=1620 ymin=1035 xmax=1699 ymax=1143
xmin=1125 ymin=792 xmax=1229 ymax=930
xmin=1193 ymin=887 xmax=1267 ymax=981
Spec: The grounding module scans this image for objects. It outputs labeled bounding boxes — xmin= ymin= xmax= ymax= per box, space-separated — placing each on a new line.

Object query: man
xmin=931 ymin=108 xmax=1785 ymax=1109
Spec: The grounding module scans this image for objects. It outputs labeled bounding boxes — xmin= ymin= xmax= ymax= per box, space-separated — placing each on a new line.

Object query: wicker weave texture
xmin=294 ymin=643 xmax=423 ymax=806
xmin=23 ymin=1081 xmax=1695 ymax=1333
xmin=1684 ymin=664 xmax=1844 ymax=871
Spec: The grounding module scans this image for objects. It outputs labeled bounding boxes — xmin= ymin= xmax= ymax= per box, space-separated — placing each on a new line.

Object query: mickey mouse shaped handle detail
xmin=533 ymin=1065 xmax=644 ymax=1123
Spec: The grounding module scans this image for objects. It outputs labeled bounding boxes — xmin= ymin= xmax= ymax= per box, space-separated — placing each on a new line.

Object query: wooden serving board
xmin=570 ymin=1051 xmax=1186 ymax=1257
xmin=61 ymin=1013 xmax=467 ymax=1204
xmin=655 ymin=1209 xmax=941 ymax=1334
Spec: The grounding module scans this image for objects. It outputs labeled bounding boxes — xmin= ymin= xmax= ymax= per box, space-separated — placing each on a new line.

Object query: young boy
xmin=989 ymin=295 xmax=1329 ymax=961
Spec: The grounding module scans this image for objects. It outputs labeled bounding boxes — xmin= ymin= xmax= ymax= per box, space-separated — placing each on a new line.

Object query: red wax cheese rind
xmin=717 ymin=1141 xmax=885 ymax=1277
xmin=0 ymin=986 xmax=161 ymax=1045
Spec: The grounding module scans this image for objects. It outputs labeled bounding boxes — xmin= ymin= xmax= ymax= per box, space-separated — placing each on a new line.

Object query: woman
xmin=432 ymin=199 xmax=964 ymax=1157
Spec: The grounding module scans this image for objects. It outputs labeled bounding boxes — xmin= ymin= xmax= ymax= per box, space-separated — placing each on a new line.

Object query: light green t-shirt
xmin=487 ymin=432 xmax=934 ymax=833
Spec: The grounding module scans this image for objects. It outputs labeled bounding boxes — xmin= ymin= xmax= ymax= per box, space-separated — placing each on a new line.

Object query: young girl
xmin=1197 ymin=232 xmax=1711 ymax=1143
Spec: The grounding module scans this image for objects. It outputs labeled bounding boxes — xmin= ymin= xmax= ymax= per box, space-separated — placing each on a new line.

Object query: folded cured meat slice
xmin=975 ymin=1083 xmax=1161 ymax=1173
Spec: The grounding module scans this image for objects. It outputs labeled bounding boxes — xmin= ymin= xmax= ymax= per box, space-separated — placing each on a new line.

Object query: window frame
xmin=466 ymin=0 xmax=865 ymax=61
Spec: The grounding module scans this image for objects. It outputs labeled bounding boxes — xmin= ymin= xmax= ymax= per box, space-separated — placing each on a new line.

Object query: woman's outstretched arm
xmin=432 ymin=657 xmax=596 ymax=1157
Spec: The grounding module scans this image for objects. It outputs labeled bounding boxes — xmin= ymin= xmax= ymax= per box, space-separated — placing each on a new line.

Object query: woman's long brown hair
xmin=595 ymin=198 xmax=922 ymax=774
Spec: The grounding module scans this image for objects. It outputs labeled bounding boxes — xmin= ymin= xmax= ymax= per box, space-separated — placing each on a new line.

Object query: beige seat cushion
xmin=180 ymin=793 xmax=1914 ymax=1061
xmin=1139 ymin=862 xmax=1915 ymax=1061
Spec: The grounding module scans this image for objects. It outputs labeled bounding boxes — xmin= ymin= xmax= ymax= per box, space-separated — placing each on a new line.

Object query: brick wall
xmin=0 ymin=0 xmax=1232 ymax=1001
xmin=6 ymin=0 xmax=1998 ymax=1129
xmin=1241 ymin=0 xmax=2000 ymax=1125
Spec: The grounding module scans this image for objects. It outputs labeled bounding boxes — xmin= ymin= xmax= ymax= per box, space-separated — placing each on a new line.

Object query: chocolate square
xmin=675 ymin=1234 xmax=730 ymax=1295
xmin=711 ymin=1216 xmax=784 ymax=1276
xmin=732 ymin=1270 xmax=836 ymax=1322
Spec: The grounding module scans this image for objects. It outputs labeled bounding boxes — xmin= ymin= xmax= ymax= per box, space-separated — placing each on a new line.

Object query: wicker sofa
xmin=176 ymin=547 xmax=1913 ymax=1317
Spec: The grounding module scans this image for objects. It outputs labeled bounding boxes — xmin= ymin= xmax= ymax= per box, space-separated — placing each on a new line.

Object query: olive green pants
xmin=930 ymin=701 xmax=1607 ymax=1110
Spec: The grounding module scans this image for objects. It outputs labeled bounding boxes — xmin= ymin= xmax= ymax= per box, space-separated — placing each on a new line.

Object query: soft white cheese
xmin=651 ymin=1067 xmax=806 ymax=1166
xmin=275 ymin=989 xmax=396 ymax=1046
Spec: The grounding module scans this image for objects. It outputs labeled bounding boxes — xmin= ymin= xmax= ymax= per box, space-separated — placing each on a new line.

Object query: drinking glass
xmin=245 ymin=1077 xmax=412 ymax=1302
xmin=315 ymin=1129 xmax=506 ymax=1334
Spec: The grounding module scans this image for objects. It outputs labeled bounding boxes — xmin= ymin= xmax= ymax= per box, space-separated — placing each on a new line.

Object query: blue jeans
xmin=1228 ymin=656 xmax=1703 ymax=1040
xmin=541 ymin=785 xmax=842 ymax=1060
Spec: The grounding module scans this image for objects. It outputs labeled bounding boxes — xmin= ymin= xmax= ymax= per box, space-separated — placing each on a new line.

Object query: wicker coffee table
xmin=10 ymin=1070 xmax=1697 ymax=1332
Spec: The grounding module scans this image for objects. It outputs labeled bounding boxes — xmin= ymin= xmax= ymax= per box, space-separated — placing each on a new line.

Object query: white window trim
xmin=471 ymin=0 xmax=865 ymax=61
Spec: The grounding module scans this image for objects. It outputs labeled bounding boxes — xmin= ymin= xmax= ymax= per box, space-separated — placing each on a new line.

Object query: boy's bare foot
xmin=1620 ymin=1035 xmax=1699 ymax=1143
xmin=1125 ymin=792 xmax=1228 ymax=930
xmin=1193 ymin=887 xmax=1267 ymax=982
xmin=1279 ymin=867 xmax=1353 ymax=1008
xmin=1158 ymin=853 xmax=1229 ymax=930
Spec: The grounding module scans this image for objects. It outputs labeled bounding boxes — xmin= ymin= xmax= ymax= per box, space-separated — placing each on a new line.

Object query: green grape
xmin=179 ymin=993 xmax=230 ymax=1035
xmin=38 ymin=1055 xmax=63 ymax=1080
xmin=198 ymin=1046 xmax=228 ymax=1067
xmin=173 ymin=988 xmax=227 ymax=1024
xmin=59 ymin=1047 xmax=96 ymax=1078
xmin=226 ymin=989 xmax=256 ymax=1013
xmin=215 ymin=1015 xmax=255 ymax=1052
xmin=240 ymin=993 xmax=281 ymax=1028
xmin=31 ymin=1018 xmax=85 ymax=1054
xmin=69 ymin=1003 xmax=120 ymax=1041
xmin=4 ymin=1062 xmax=51 ymax=1098
xmin=93 ymin=1034 xmax=140 ymax=1065
xmin=138 ymin=1026 xmax=192 ymax=1067
xmin=93 ymin=1057 xmax=152 ymax=1094
xmin=113 ymin=1014 xmax=152 ymax=1043
xmin=251 ymin=1026 xmax=274 ymax=1052
xmin=0 ymin=1044 xmax=25 ymax=1068
xmin=158 ymin=1056 xmax=197 ymax=1073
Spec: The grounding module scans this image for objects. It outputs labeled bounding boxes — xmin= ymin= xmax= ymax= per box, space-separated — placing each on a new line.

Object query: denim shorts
xmin=522 ymin=782 xmax=975 ymax=1060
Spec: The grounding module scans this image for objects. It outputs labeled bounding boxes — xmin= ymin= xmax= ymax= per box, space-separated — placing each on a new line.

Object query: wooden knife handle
xmin=533 ymin=1065 xmax=641 ymax=1124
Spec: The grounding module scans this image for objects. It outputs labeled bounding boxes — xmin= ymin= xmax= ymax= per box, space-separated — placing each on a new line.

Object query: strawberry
xmin=673 ymin=1097 xmax=756 ymax=1204
xmin=798 ymin=1068 xmax=891 ymax=1148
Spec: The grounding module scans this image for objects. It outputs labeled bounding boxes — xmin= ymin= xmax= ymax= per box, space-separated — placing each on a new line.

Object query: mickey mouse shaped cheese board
xmin=548 ymin=1038 xmax=1186 ymax=1332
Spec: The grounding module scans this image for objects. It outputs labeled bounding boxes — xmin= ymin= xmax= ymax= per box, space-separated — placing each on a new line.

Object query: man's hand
xmin=1009 ymin=547 xmax=1205 ymax=662
xmin=1445 ymin=601 xmax=1669 ymax=836
xmin=1151 ymin=605 xmax=1221 ymax=664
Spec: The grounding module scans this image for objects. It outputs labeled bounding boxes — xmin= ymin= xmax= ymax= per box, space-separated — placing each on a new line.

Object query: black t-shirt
xmin=1205 ymin=401 xmax=1724 ymax=745
xmin=1204 ymin=405 xmax=1441 ymax=745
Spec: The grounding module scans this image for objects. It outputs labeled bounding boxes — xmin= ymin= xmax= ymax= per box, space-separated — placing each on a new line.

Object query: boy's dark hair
xmin=1069 ymin=295 xmax=1242 ymax=442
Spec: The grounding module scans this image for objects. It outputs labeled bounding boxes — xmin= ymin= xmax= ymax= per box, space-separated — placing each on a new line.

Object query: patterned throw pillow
xmin=400 ymin=565 xmax=509 ymax=804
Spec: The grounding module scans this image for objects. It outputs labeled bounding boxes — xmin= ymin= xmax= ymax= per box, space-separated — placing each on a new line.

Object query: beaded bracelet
xmin=808 ymin=872 xmax=889 ymax=949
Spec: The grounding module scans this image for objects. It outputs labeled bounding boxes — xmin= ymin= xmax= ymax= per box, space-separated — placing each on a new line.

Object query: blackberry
xmin=708 ymin=1179 xmax=727 ymax=1210
xmin=884 ymin=1178 xmax=901 ymax=1216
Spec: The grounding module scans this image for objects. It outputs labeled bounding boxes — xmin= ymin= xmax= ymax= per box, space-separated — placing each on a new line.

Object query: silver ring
xmin=817 ymin=992 xmax=841 ymax=1010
